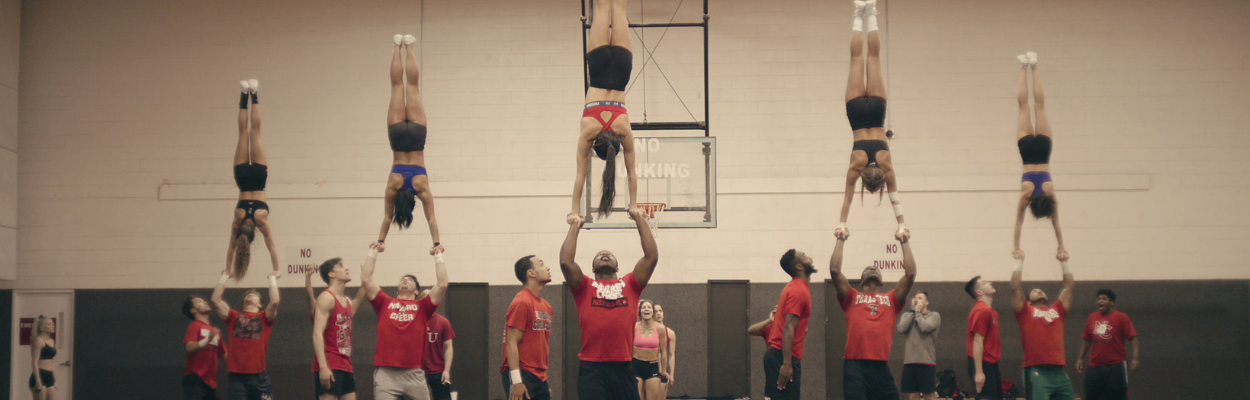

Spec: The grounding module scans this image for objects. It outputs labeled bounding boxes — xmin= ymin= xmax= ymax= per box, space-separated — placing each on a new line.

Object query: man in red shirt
xmin=361 ymin=243 xmax=450 ymax=400
xmin=765 ymin=248 xmax=817 ymax=400
xmin=1076 ymin=289 xmax=1139 ymax=400
xmin=424 ymin=310 xmax=455 ymax=400
xmin=313 ymin=255 xmax=361 ymax=400
xmin=183 ymin=294 xmax=227 ymax=400
xmin=830 ymin=229 xmax=916 ymax=400
xmin=1011 ymin=253 xmax=1076 ymax=400
xmin=559 ymin=207 xmax=658 ymax=400
xmin=964 ymin=275 xmax=1002 ymax=399
xmin=502 ymin=255 xmax=554 ymax=400
xmin=211 ymin=270 xmax=281 ymax=400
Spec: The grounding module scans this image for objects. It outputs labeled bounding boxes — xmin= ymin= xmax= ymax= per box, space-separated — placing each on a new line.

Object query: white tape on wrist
xmin=510 ymin=369 xmax=523 ymax=385
xmin=218 ymin=274 xmax=231 ymax=285
xmin=366 ymin=248 xmax=379 ymax=259
xmin=897 ymin=223 xmax=907 ymax=231
xmin=434 ymin=253 xmax=445 ymax=263
xmin=268 ymin=275 xmax=278 ymax=285
xmin=1014 ymin=258 xmax=1024 ymax=272
xmin=889 ymin=191 xmax=904 ymax=218
xmin=1060 ymin=261 xmax=1071 ymax=275
xmin=838 ymin=222 xmax=847 ymax=229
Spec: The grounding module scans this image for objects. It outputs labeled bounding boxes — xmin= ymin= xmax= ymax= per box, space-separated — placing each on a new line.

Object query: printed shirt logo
xmin=1032 ymin=307 xmax=1060 ymax=323
xmin=427 ymin=331 xmax=440 ymax=343
xmin=233 ymin=313 xmax=263 ymax=340
xmin=387 ymin=300 xmax=420 ymax=328
xmin=533 ymin=311 xmax=552 ymax=331
xmin=855 ymin=293 xmax=892 ymax=317
xmin=200 ymin=328 xmax=221 ymax=347
xmin=335 ymin=313 xmax=353 ymax=356
xmin=591 ymin=280 xmax=629 ymax=308
xmin=1093 ymin=320 xmax=1114 ymax=340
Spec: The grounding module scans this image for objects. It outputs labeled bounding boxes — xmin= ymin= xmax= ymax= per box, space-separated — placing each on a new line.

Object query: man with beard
xmin=1076 ymin=289 xmax=1138 ymax=400
xmin=764 ymin=248 xmax=817 ymax=400
xmin=560 ymin=207 xmax=658 ymax=400
xmin=1011 ymin=253 xmax=1076 ymax=400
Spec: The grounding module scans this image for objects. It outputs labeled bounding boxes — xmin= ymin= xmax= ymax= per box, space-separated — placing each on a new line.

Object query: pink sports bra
xmin=634 ymin=323 xmax=660 ymax=350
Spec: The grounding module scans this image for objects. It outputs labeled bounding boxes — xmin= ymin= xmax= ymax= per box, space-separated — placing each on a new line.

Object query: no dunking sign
xmin=871 ymin=242 xmax=905 ymax=271
xmin=286 ymin=247 xmax=324 ymax=275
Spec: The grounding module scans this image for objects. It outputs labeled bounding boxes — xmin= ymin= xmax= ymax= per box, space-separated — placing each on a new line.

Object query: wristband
xmin=434 ymin=252 xmax=445 ymax=263
xmin=377 ymin=239 xmax=384 ymax=244
xmin=433 ymin=242 xmax=440 ymax=246
xmin=1014 ymin=258 xmax=1023 ymax=272
xmin=218 ymin=273 xmax=231 ymax=285
xmin=889 ymin=191 xmax=904 ymax=218
xmin=510 ymin=369 xmax=523 ymax=385
xmin=268 ymin=275 xmax=278 ymax=285
xmin=897 ymin=223 xmax=907 ymax=231
xmin=366 ymin=248 xmax=379 ymax=258
xmin=1060 ymin=261 xmax=1071 ymax=275
xmin=838 ymin=222 xmax=847 ymax=230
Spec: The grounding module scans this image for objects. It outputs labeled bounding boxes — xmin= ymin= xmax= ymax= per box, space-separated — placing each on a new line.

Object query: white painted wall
xmin=0 ymin=0 xmax=18 ymax=280
xmin=9 ymin=0 xmax=1250 ymax=289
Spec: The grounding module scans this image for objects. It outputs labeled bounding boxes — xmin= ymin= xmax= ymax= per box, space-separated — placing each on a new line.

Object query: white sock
xmin=852 ymin=1 xmax=865 ymax=32
xmin=865 ymin=0 xmax=879 ymax=32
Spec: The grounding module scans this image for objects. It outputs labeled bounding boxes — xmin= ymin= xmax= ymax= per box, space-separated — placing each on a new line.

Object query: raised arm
xmin=225 ymin=220 xmax=240 ymax=277
xmin=264 ymin=271 xmax=281 ymax=320
xmin=426 ymin=252 xmax=450 ymax=306
xmin=351 ymin=285 xmax=367 ymax=314
xmin=570 ymin=139 xmax=593 ymax=218
xmin=559 ymin=221 xmax=585 ymax=289
xmin=360 ymin=248 xmax=382 ymax=301
xmin=1057 ymin=260 xmax=1074 ymax=307
xmin=211 ymin=270 xmax=232 ymax=320
xmin=629 ymin=207 xmax=660 ymax=288
xmin=894 ymin=239 xmax=917 ymax=301
xmin=1013 ymin=194 xmax=1029 ymax=256
xmin=1051 ymin=208 xmax=1066 ymax=259
xmin=305 ymin=268 xmax=317 ymax=318
xmin=837 ymin=169 xmax=860 ymax=229
xmin=418 ymin=190 xmax=442 ymax=253
xmin=621 ymin=136 xmax=638 ymax=209
xmin=377 ymin=186 xmax=397 ymax=245
xmin=1011 ymin=257 xmax=1025 ymax=313
xmin=830 ymin=237 xmax=852 ymax=302
xmin=258 ymin=221 xmax=279 ymax=273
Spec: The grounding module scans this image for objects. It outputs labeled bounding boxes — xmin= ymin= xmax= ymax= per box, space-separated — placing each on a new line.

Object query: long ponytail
xmin=233 ymin=219 xmax=256 ymax=280
xmin=594 ymin=130 xmax=623 ymax=218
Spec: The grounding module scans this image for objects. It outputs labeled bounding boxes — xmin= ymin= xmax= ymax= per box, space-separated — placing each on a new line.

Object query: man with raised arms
xmin=831 ymin=229 xmax=916 ymax=400
xmin=361 ymin=244 xmax=449 ymax=400
xmin=1011 ymin=253 xmax=1076 ymax=400
xmin=211 ymin=270 xmax=281 ymax=400
xmin=560 ymin=207 xmax=658 ymax=400
xmin=765 ymin=249 xmax=817 ymax=400
xmin=502 ymin=255 xmax=555 ymax=400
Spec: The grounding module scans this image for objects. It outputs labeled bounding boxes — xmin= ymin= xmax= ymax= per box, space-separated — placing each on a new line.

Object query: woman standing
xmin=29 ymin=315 xmax=57 ymax=400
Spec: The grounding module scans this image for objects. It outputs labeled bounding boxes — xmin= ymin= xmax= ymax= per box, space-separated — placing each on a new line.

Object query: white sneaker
xmin=1018 ymin=54 xmax=1029 ymax=69
xmin=248 ymin=79 xmax=259 ymax=93
xmin=865 ymin=0 xmax=878 ymax=16
xmin=854 ymin=1 xmax=866 ymax=18
xmin=393 ymin=34 xmax=404 ymax=45
xmin=1026 ymin=52 xmax=1038 ymax=68
xmin=403 ymin=34 xmax=417 ymax=45
xmin=240 ymin=80 xmax=250 ymax=93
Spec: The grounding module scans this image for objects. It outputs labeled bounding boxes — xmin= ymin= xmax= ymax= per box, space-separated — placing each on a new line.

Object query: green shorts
xmin=1022 ymin=365 xmax=1075 ymax=400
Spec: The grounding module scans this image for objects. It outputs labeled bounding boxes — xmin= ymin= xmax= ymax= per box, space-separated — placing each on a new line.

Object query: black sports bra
xmin=39 ymin=343 xmax=56 ymax=360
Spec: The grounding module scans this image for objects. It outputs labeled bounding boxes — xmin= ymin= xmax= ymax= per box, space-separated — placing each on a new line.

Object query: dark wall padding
xmin=707 ymin=280 xmax=750 ymax=397
xmin=68 ymin=280 xmax=1249 ymax=400
xmin=444 ymin=283 xmax=489 ymax=400
xmin=0 ymin=290 xmax=11 ymax=398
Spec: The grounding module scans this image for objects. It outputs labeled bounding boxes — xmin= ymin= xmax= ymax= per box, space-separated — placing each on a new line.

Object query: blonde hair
xmin=32 ymin=315 xmax=49 ymax=338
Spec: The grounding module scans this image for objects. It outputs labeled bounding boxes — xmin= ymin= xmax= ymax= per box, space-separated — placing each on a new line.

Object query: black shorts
xmin=227 ymin=372 xmax=272 ymax=400
xmin=846 ymin=95 xmax=887 ymax=131
xmin=501 ymin=369 xmax=552 ymax=400
xmin=763 ymin=346 xmax=802 ymax=400
xmin=900 ymin=364 xmax=936 ymax=394
xmin=313 ymin=369 xmax=356 ymax=397
xmin=388 ymin=121 xmax=428 ymax=152
xmin=578 ymin=360 xmax=641 ymax=400
xmin=28 ymin=369 xmax=55 ymax=388
xmin=183 ymin=374 xmax=218 ymax=400
xmin=1084 ymin=362 xmax=1128 ymax=400
xmin=585 ymin=45 xmax=633 ymax=91
xmin=233 ymin=163 xmax=268 ymax=192
xmin=427 ymin=372 xmax=451 ymax=400
xmin=844 ymin=359 xmax=899 ymax=400
xmin=967 ymin=357 xmax=1002 ymax=400
xmin=632 ymin=358 xmax=661 ymax=380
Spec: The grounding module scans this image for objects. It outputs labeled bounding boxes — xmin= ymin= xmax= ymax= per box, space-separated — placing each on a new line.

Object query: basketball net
xmin=637 ymin=202 xmax=666 ymax=237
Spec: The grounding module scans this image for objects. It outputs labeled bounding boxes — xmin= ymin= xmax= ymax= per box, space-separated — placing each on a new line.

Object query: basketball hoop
xmin=637 ymin=202 xmax=666 ymax=237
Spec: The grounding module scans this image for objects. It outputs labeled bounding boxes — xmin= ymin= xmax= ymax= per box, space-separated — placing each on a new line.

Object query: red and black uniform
xmin=225 ymin=310 xmax=274 ymax=400
xmin=966 ymin=301 xmax=1003 ymax=400
xmin=183 ymin=319 xmax=226 ymax=400
xmin=1015 ymin=300 xmax=1076 ymax=400
xmin=764 ymin=277 xmax=811 ymax=400
xmin=570 ymin=273 xmax=643 ymax=400
xmin=369 ymin=291 xmax=438 ymax=399
xmin=313 ymin=290 xmax=355 ymax=397
xmin=1082 ymin=310 xmax=1137 ymax=400
xmin=424 ymin=312 xmax=456 ymax=400
xmin=840 ymin=288 xmax=903 ymax=400
xmin=500 ymin=288 xmax=554 ymax=400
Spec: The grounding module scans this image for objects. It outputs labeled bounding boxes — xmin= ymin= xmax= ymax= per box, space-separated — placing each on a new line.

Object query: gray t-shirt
xmin=896 ymin=310 xmax=941 ymax=365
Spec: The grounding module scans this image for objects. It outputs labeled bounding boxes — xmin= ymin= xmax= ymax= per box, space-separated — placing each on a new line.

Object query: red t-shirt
xmin=767 ymin=278 xmax=812 ymax=359
xmin=1015 ymin=299 xmax=1069 ymax=367
xmin=424 ymin=313 xmax=456 ymax=374
xmin=500 ymin=288 xmax=554 ymax=381
xmin=183 ymin=320 xmax=226 ymax=388
xmin=1083 ymin=310 xmax=1137 ymax=366
xmin=761 ymin=321 xmax=775 ymax=343
xmin=370 ymin=291 xmax=437 ymax=369
xmin=314 ymin=290 xmax=354 ymax=373
xmin=840 ymin=288 xmax=902 ymax=361
xmin=571 ymin=273 xmax=644 ymax=362
xmin=966 ymin=301 xmax=1002 ymax=364
xmin=226 ymin=310 xmax=274 ymax=374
